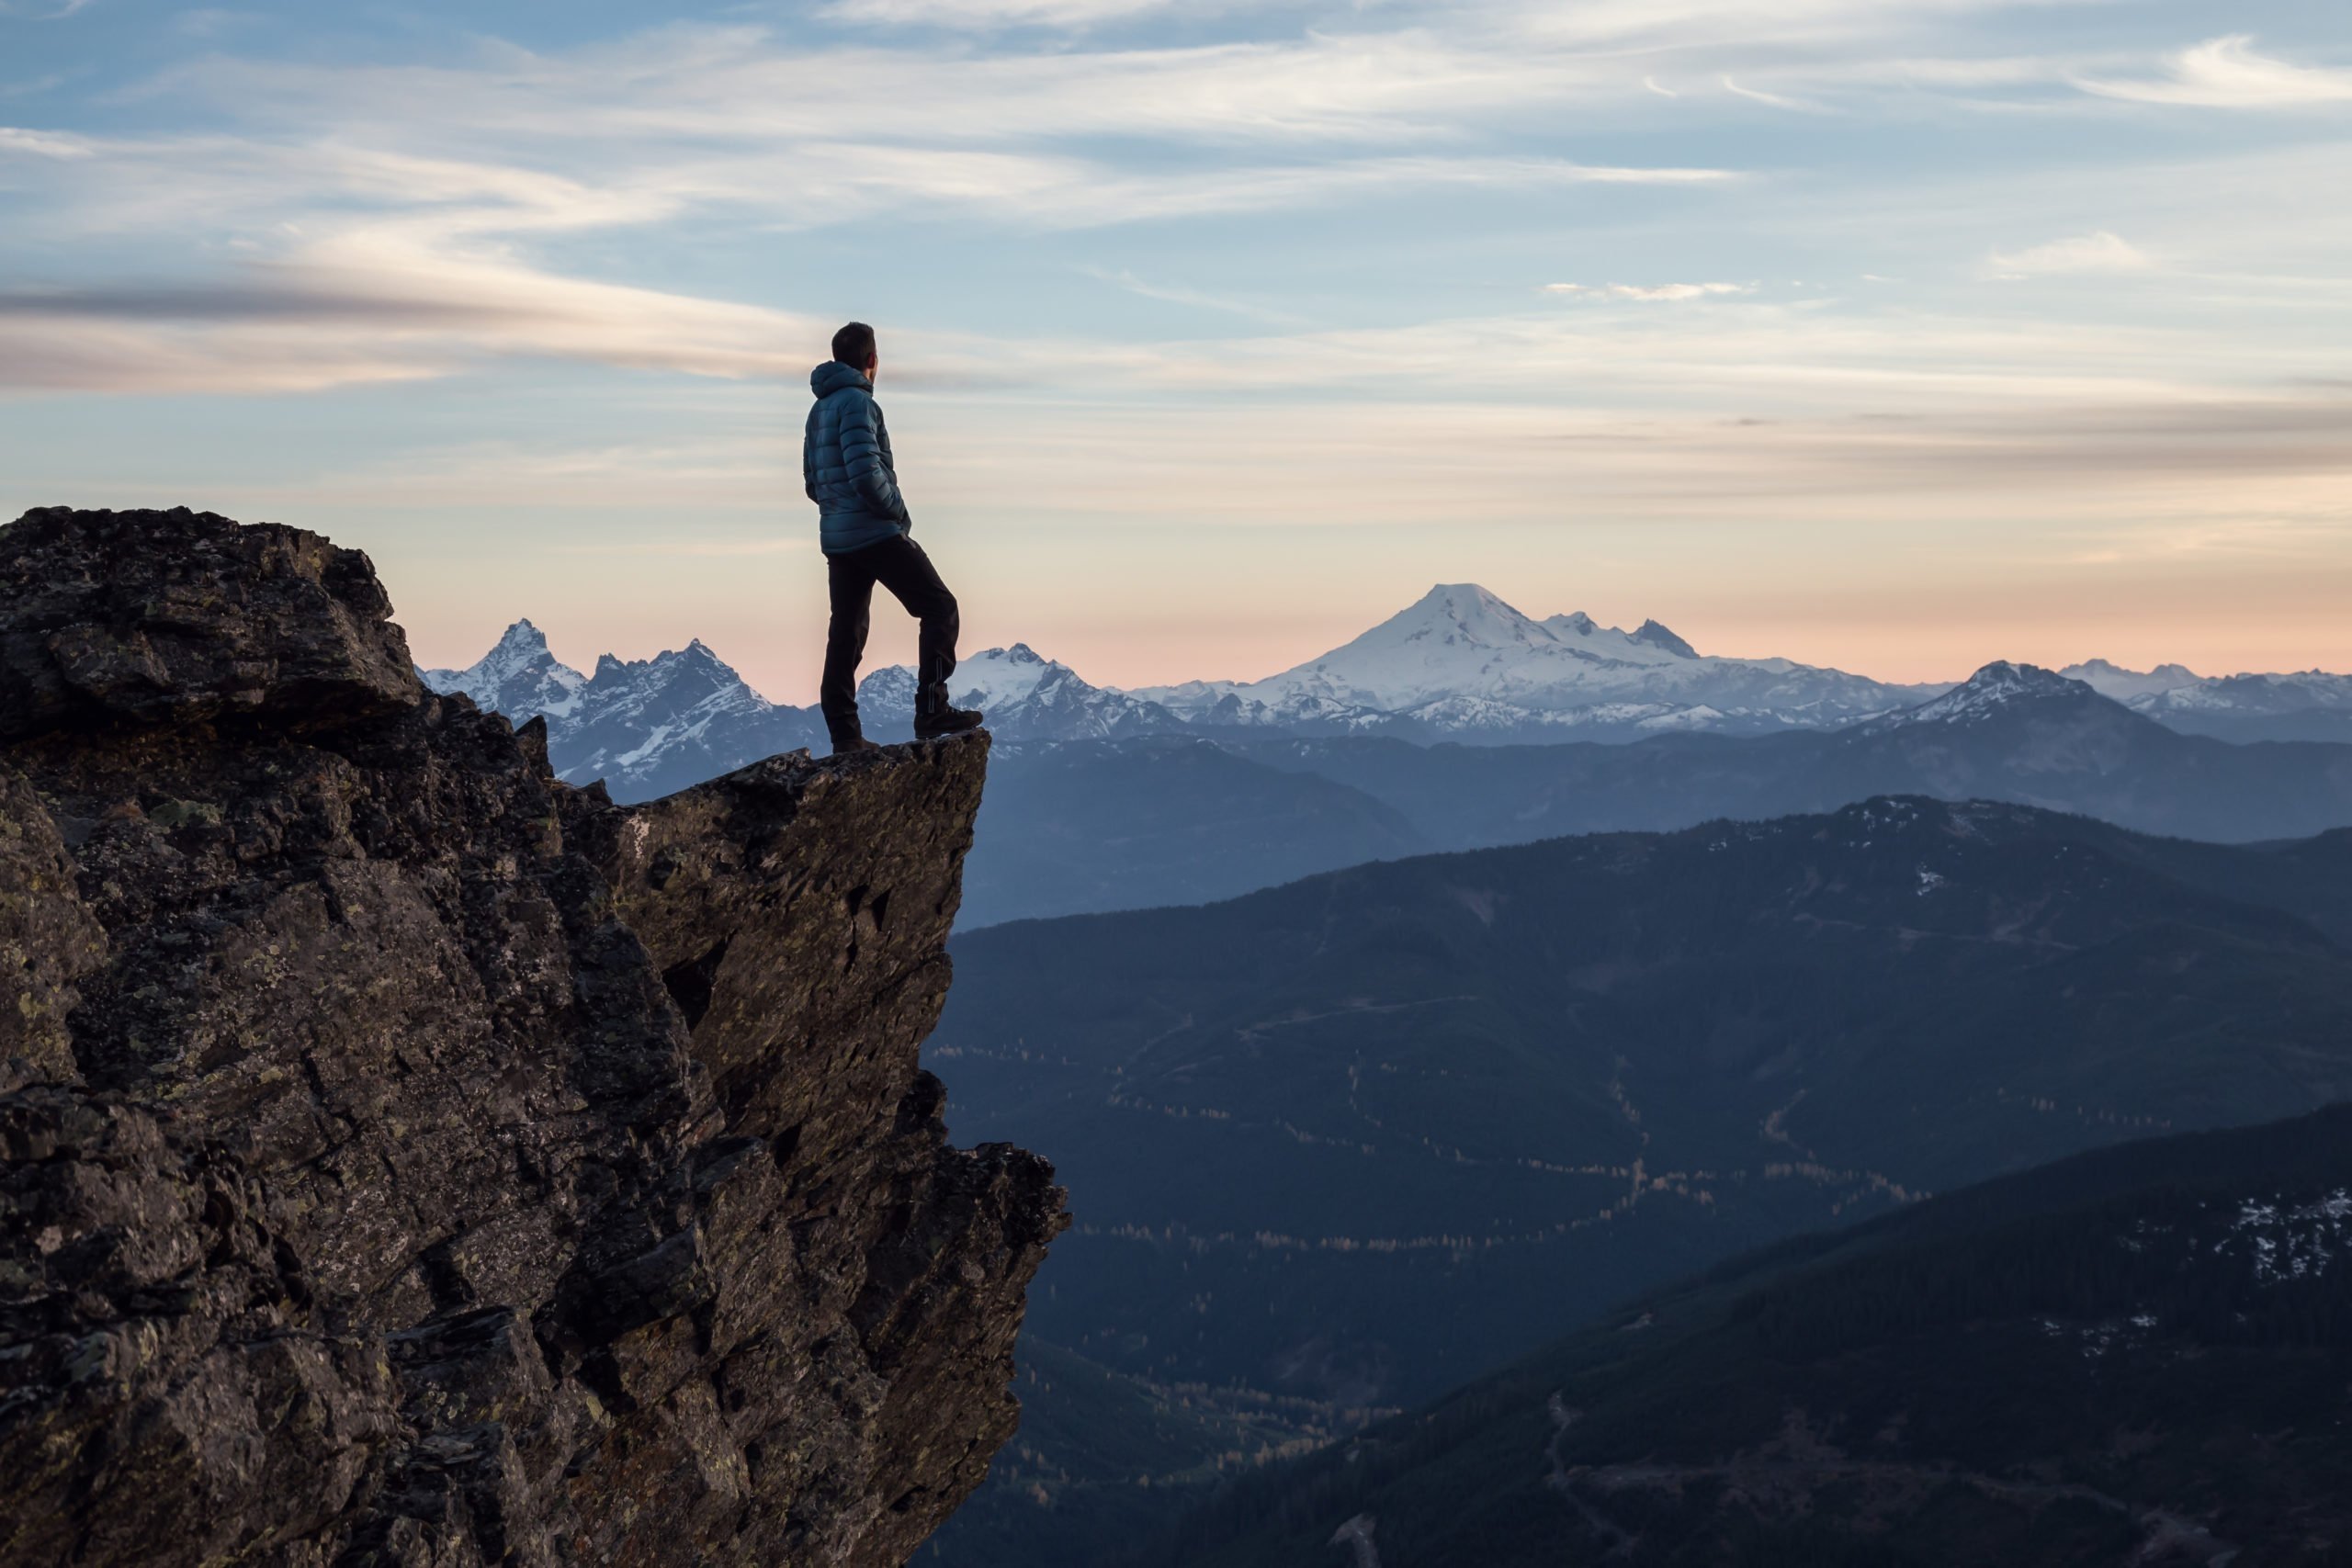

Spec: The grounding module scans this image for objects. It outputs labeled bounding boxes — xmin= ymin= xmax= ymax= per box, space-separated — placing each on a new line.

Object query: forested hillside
xmin=1123 ymin=1105 xmax=2352 ymax=1566
xmin=925 ymin=798 xmax=2352 ymax=1564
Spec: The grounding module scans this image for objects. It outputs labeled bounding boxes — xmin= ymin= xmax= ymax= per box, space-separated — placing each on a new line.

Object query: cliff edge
xmin=0 ymin=506 xmax=1066 ymax=1567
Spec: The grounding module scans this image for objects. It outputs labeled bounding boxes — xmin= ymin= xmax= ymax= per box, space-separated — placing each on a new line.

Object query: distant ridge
xmin=420 ymin=598 xmax=2352 ymax=803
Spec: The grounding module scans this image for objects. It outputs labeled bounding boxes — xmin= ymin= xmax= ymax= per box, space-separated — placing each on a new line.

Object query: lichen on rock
xmin=0 ymin=506 xmax=1065 ymax=1567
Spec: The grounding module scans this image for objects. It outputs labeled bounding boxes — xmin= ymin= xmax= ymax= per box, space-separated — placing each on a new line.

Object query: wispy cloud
xmin=0 ymin=125 xmax=92 ymax=156
xmin=0 ymin=126 xmax=1736 ymax=391
xmin=818 ymin=0 xmax=1204 ymax=26
xmin=1719 ymin=74 xmax=1826 ymax=113
xmin=1985 ymin=231 xmax=2154 ymax=279
xmin=2075 ymin=36 xmax=2352 ymax=109
xmin=0 ymin=237 xmax=827 ymax=391
xmin=1546 ymin=281 xmax=1752 ymax=301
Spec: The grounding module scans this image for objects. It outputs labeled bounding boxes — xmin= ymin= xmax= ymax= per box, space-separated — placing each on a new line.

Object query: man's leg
xmin=867 ymin=536 xmax=965 ymax=720
xmin=819 ymin=547 xmax=881 ymax=747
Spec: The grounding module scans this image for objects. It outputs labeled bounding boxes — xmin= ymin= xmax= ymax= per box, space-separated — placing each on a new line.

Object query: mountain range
xmin=421 ymin=619 xmax=827 ymax=800
xmin=952 ymin=660 xmax=2352 ymax=925
xmin=2065 ymin=657 xmax=2352 ymax=742
xmin=425 ymin=619 xmax=2352 ymax=928
xmin=422 ymin=587 xmax=2352 ymax=805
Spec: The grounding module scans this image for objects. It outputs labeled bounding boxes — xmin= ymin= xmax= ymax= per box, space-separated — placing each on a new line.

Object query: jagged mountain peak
xmin=430 ymin=616 xmax=558 ymax=676
xmin=588 ymin=638 xmax=739 ymax=682
xmin=424 ymin=617 xmax=589 ymax=724
xmin=1631 ymin=617 xmax=1700 ymax=660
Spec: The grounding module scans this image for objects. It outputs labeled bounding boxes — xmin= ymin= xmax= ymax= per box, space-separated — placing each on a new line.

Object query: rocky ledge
xmin=0 ymin=507 xmax=1065 ymax=1567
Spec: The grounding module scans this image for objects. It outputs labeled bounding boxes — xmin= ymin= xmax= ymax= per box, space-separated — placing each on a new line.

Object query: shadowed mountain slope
xmin=958 ymin=738 xmax=1428 ymax=926
xmin=1122 ymin=1104 xmax=2352 ymax=1568
xmin=921 ymin=795 xmax=2352 ymax=1563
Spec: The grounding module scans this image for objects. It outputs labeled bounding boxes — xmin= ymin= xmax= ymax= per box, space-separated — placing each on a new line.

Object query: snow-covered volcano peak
xmin=1140 ymin=581 xmax=1925 ymax=728
xmin=1396 ymin=583 xmax=1554 ymax=645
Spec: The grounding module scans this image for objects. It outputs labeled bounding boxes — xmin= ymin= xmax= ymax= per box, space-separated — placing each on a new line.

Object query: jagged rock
xmin=0 ymin=506 xmax=420 ymax=740
xmin=0 ymin=507 xmax=1064 ymax=1567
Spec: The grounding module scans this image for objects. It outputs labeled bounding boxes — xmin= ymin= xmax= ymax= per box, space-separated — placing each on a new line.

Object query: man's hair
xmin=831 ymin=321 xmax=877 ymax=368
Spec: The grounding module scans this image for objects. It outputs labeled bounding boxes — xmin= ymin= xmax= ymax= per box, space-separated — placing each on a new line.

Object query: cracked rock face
xmin=0 ymin=506 xmax=1065 ymax=1568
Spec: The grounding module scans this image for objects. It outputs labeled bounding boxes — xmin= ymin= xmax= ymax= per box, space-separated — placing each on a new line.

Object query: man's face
xmin=866 ymin=352 xmax=880 ymax=384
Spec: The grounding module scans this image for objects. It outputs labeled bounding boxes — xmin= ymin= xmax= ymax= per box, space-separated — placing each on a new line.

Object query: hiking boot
xmin=830 ymin=735 xmax=883 ymax=757
xmin=913 ymin=705 xmax=984 ymax=739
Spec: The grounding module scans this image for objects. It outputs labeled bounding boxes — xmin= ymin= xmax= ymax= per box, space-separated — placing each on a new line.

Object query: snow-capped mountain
xmin=2063 ymin=660 xmax=2352 ymax=742
xmin=854 ymin=643 xmax=1184 ymax=741
xmin=1131 ymin=583 xmax=1935 ymax=739
xmin=1865 ymin=660 xmax=2098 ymax=730
xmin=424 ymin=605 xmax=2352 ymax=808
xmin=422 ymin=618 xmax=587 ymax=726
xmin=421 ymin=622 xmax=822 ymax=802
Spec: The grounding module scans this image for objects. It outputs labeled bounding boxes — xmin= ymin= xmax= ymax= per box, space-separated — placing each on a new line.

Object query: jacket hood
xmin=810 ymin=360 xmax=873 ymax=399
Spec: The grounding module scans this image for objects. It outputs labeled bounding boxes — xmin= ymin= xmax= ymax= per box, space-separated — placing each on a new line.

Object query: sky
xmin=3 ymin=0 xmax=2348 ymax=696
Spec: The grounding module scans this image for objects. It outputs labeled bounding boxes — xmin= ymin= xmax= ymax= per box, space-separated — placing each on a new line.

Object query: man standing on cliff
xmin=806 ymin=321 xmax=983 ymax=754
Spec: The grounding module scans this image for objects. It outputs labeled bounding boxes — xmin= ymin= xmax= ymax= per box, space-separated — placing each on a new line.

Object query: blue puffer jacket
xmin=804 ymin=360 xmax=911 ymax=556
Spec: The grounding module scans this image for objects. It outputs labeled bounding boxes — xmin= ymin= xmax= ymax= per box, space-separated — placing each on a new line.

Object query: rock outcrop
xmin=0 ymin=507 xmax=1065 ymax=1567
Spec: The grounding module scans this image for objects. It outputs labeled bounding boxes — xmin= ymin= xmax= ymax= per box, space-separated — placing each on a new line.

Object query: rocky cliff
xmin=0 ymin=506 xmax=1065 ymax=1567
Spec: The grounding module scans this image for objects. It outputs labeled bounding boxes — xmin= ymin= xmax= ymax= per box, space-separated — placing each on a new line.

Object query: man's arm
xmin=839 ymin=396 xmax=911 ymax=525
xmin=802 ymin=405 xmax=820 ymax=502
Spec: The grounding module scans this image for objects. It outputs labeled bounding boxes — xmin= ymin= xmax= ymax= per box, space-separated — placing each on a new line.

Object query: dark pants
xmin=820 ymin=535 xmax=959 ymax=743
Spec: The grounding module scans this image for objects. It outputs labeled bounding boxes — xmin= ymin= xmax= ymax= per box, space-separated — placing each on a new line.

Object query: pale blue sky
xmin=3 ymin=0 xmax=2348 ymax=694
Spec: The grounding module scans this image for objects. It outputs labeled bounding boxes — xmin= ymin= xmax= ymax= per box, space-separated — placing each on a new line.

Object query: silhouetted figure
xmin=806 ymin=321 xmax=982 ymax=753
